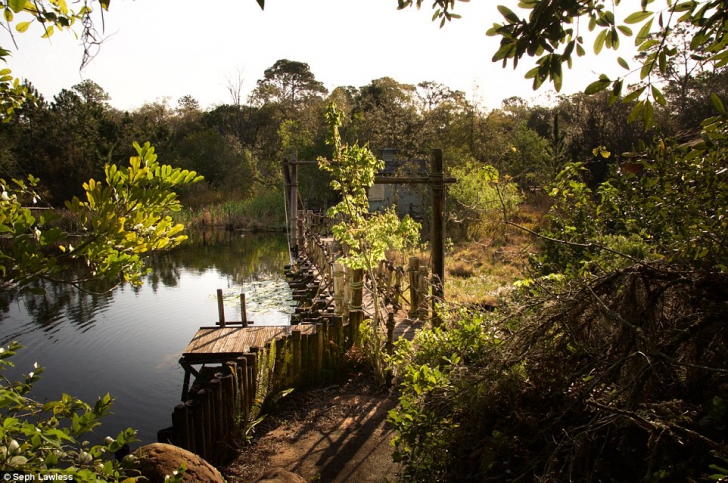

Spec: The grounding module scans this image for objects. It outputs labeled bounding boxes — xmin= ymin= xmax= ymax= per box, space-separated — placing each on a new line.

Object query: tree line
xmin=3 ymin=53 xmax=724 ymax=214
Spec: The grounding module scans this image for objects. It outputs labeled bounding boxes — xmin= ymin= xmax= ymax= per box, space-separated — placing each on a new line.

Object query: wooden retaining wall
xmin=160 ymin=204 xmax=434 ymax=465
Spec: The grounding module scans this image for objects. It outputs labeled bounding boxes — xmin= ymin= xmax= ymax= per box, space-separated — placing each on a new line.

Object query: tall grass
xmin=174 ymin=189 xmax=287 ymax=231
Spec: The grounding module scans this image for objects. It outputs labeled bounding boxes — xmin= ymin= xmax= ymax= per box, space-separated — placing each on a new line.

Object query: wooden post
xmin=292 ymin=329 xmax=302 ymax=386
xmin=237 ymin=356 xmax=250 ymax=425
xmin=301 ymin=332 xmax=311 ymax=386
xmin=350 ymin=269 xmax=363 ymax=312
xmin=431 ymin=149 xmax=445 ymax=326
xmin=172 ymin=404 xmax=190 ymax=450
xmin=185 ymin=399 xmax=201 ymax=456
xmin=333 ymin=315 xmax=344 ymax=362
xmin=217 ymin=289 xmax=225 ymax=327
xmin=240 ymin=293 xmax=248 ymax=327
xmin=245 ymin=352 xmax=257 ymax=412
xmin=290 ymin=153 xmax=299 ymax=254
xmin=386 ymin=311 xmax=396 ymax=386
xmin=315 ymin=322 xmax=324 ymax=379
xmin=221 ymin=371 xmax=236 ymax=452
xmin=333 ymin=263 xmax=345 ymax=315
xmin=408 ymin=257 xmax=420 ymax=319
xmin=209 ymin=379 xmax=223 ymax=453
xmin=349 ymin=311 xmax=363 ymax=347
xmin=419 ymin=266 xmax=429 ymax=320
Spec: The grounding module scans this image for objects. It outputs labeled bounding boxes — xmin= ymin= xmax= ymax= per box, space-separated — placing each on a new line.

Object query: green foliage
xmin=387 ymin=310 xmax=500 ymax=481
xmin=318 ymin=103 xmax=420 ymax=271
xmin=0 ymin=142 xmax=202 ymax=292
xmin=319 ymin=102 xmax=420 ymax=379
xmin=0 ymin=0 xmax=109 ymax=121
xmin=479 ymin=0 xmax=728 ymax=129
xmin=538 ymin=128 xmax=728 ymax=276
xmin=448 ymin=164 xmax=522 ymax=241
xmin=0 ymin=342 xmax=141 ymax=481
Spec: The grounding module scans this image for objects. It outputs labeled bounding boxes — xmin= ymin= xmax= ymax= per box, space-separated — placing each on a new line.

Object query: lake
xmin=0 ymin=230 xmax=293 ymax=445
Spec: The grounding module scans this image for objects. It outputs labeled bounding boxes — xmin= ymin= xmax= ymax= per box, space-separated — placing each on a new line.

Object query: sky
xmin=1 ymin=0 xmax=634 ymax=112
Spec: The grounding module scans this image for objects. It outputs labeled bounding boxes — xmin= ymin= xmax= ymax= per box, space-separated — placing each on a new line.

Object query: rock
xmin=254 ymin=468 xmax=307 ymax=483
xmin=134 ymin=443 xmax=225 ymax=483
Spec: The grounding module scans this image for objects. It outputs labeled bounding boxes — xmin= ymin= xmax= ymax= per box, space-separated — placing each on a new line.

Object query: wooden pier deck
xmin=182 ymin=325 xmax=317 ymax=363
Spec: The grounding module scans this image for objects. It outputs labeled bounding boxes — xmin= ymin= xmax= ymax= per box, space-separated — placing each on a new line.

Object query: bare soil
xmin=222 ymin=373 xmax=401 ymax=483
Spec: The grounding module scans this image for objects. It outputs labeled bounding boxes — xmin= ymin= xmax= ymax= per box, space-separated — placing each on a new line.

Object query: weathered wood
xmin=418 ymin=266 xmax=429 ymax=320
xmin=209 ymin=378 xmax=224 ymax=453
xmin=217 ymin=289 xmax=225 ymax=327
xmin=182 ymin=325 xmax=315 ymax=363
xmin=290 ymin=153 xmax=299 ymax=252
xmin=315 ymin=322 xmax=324 ymax=377
xmin=349 ymin=310 xmax=363 ymax=347
xmin=198 ymin=388 xmax=214 ymax=462
xmin=185 ymin=399 xmax=200 ymax=456
xmin=351 ymin=269 xmax=363 ymax=312
xmin=237 ymin=356 xmax=249 ymax=425
xmin=172 ymin=404 xmax=189 ymax=448
xmin=240 ymin=293 xmax=248 ymax=327
xmin=221 ymin=371 xmax=236 ymax=452
xmin=408 ymin=257 xmax=420 ymax=319
xmin=292 ymin=329 xmax=302 ymax=385
xmin=431 ymin=149 xmax=445 ymax=326
xmin=373 ymin=176 xmax=456 ymax=184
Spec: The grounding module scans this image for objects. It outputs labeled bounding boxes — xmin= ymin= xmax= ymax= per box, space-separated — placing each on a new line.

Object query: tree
xmin=250 ymin=59 xmax=328 ymax=114
xmin=351 ymin=77 xmax=422 ymax=157
xmin=318 ymin=103 xmax=420 ymax=379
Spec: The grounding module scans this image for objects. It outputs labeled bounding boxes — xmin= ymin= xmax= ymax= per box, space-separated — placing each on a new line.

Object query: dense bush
xmin=389 ymin=130 xmax=728 ymax=481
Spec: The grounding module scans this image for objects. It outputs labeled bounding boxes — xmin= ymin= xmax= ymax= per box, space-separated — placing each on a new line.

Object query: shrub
xmin=0 ymin=343 xmax=143 ymax=482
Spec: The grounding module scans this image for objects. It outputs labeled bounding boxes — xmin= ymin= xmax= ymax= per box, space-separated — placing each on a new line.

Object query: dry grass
xmin=444 ymin=202 xmax=545 ymax=308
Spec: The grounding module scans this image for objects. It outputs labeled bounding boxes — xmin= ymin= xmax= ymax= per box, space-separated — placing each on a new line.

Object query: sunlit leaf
xmin=636 ymin=18 xmax=653 ymax=44
xmin=498 ymin=5 xmax=520 ymax=23
xmin=15 ymin=21 xmax=32 ymax=33
xmin=595 ymin=29 xmax=607 ymax=54
xmin=8 ymin=0 xmax=25 ymax=13
xmin=628 ymin=99 xmax=644 ymax=123
xmin=710 ymin=93 xmax=727 ymax=115
xmin=624 ymin=10 xmax=653 ymax=23
xmin=617 ymin=56 xmax=630 ymax=69
xmin=642 ymin=98 xmax=654 ymax=128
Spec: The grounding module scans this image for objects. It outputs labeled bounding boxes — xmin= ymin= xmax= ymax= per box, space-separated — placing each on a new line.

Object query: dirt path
xmin=222 ymin=374 xmax=401 ymax=483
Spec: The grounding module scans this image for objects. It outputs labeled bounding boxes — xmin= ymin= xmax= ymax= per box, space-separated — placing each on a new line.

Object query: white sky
xmin=2 ymin=0 xmax=635 ymax=112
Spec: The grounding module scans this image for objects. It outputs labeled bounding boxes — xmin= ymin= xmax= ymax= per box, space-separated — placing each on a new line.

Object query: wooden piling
xmin=431 ymin=148 xmax=445 ymax=326
xmin=184 ymin=399 xmax=200 ymax=456
xmin=217 ymin=289 xmax=225 ymax=327
xmin=240 ymin=294 xmax=248 ymax=327
xmin=292 ymin=329 xmax=302 ymax=386
xmin=172 ymin=404 xmax=190 ymax=449
xmin=409 ymin=257 xmax=420 ymax=319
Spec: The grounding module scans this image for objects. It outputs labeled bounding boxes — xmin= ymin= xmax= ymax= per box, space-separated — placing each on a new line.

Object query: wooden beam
xmin=373 ymin=176 xmax=456 ymax=185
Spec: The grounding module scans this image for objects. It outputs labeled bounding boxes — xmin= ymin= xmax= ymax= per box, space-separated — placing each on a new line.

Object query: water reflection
xmin=0 ymin=231 xmax=291 ymax=444
xmin=0 ymin=230 xmax=290 ymax=336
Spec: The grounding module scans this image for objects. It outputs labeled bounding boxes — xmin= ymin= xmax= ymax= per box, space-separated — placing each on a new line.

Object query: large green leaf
xmin=8 ymin=0 xmax=25 ymax=13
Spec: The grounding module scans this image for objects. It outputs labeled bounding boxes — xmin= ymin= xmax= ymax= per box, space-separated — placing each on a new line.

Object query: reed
xmin=173 ymin=190 xmax=287 ymax=230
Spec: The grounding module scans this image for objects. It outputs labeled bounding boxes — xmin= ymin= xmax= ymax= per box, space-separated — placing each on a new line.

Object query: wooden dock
xmin=182 ymin=325 xmax=316 ymax=363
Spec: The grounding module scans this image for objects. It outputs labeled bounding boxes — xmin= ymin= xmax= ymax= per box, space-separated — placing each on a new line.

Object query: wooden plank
xmin=182 ymin=325 xmax=317 ymax=364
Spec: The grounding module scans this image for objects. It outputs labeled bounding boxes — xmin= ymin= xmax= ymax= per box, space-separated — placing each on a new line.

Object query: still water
xmin=0 ymin=231 xmax=293 ymax=445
